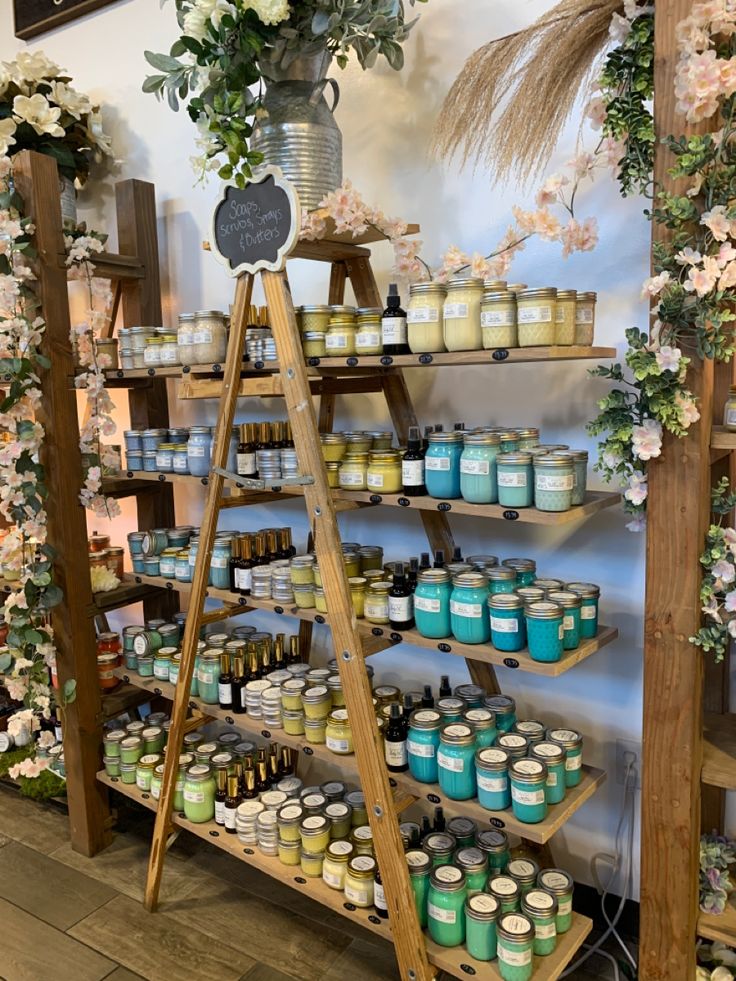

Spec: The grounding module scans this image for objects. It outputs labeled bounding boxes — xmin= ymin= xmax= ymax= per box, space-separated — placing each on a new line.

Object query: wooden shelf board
xmin=88 ymin=252 xmax=145 ymax=281
xmin=703 ymin=713 xmax=736 ymax=790
xmin=698 ymin=895 xmax=736 ymax=944
xmin=120 ymin=572 xmax=617 ymax=678
xmin=112 ymin=666 xmax=604 ymax=845
xmin=101 ymin=682 xmax=154 ymax=721
xmin=90 ymin=581 xmax=161 ymax=613
xmin=311 ymin=346 xmax=616 ymax=369
xmin=101 ymin=361 xmax=280 ymax=383
xmin=711 ymin=426 xmax=736 ymax=450
xmin=97 ymin=766 xmax=592 ymax=981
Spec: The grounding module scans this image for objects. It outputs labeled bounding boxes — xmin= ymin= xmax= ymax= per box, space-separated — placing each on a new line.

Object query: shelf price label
xmin=209 ymin=166 xmax=300 ymax=277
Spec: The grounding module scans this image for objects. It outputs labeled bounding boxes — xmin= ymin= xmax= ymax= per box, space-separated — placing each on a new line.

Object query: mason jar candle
xmin=534 ymin=455 xmax=574 ymax=512
xmin=463 ymin=707 xmax=497 ymax=748
xmin=325 ymin=801 xmax=352 ymax=839
xmin=320 ymin=432 xmax=347 ymax=463
xmin=339 ymin=451 xmax=369 ymax=491
xmin=515 ymin=428 xmax=541 ymax=451
xmin=183 ymin=764 xmax=216 ymax=823
xmin=302 ymin=684 xmax=332 ymax=721
xmin=407 ymin=282 xmax=447 ymax=353
xmin=516 ymin=288 xmax=557 ymax=347
xmin=537 ymin=868 xmax=574 ymax=933
xmin=476 ymin=829 xmax=511 ymax=872
xmin=428 ymin=865 xmax=468 ymax=947
xmin=531 ymin=741 xmax=567 ymax=804
xmin=323 ymin=840 xmax=353 ymax=889
xmin=456 ymin=847 xmax=489 ymax=896
xmin=300 ymin=814 xmax=331 ymax=853
xmin=507 ymin=859 xmax=540 ymax=897
xmin=488 ymin=876 xmax=521 ymax=914
xmin=575 ymin=291 xmax=597 ymax=345
xmin=465 ymin=893 xmax=500 ymax=961
xmin=547 ymin=728 xmax=583 ymax=787
xmin=496 ymin=912 xmax=535 ymax=981
xmin=425 ymin=431 xmax=463 ymax=499
xmin=407 ymin=850 xmax=432 ymax=927
xmin=554 ymin=290 xmax=577 ymax=345
xmin=497 ymin=733 xmax=529 ymax=761
xmin=364 ymin=582 xmax=391 ymax=624
xmin=446 ymin=816 xmax=477 ymax=848
xmin=450 ymin=572 xmax=491 ymax=644
xmin=119 ymin=735 xmax=143 ymax=765
xmin=443 ymin=278 xmax=484 ymax=352
xmin=424 ymin=832 xmax=457 ymax=867
xmin=407 ymin=708 xmax=442 ymax=783
xmin=502 ymin=557 xmax=537 ymax=586
xmin=437 ymin=697 xmax=466 ymax=724
xmin=475 ymin=746 xmax=511 ymax=810
xmin=366 ymin=450 xmax=403 ymax=494
xmin=354 ymin=311 xmax=383 ymax=356
xmin=301 ymin=304 xmax=331 ymax=333
xmin=513 ymin=720 xmax=545 ymax=746
xmin=547 ymin=590 xmax=582 ymax=649
xmin=525 ymin=601 xmax=564 ymax=663
xmin=566 ymin=581 xmax=600 ymax=637
xmin=325 ymin=323 xmax=357 ymax=356
xmin=414 ymin=568 xmax=452 ymax=639
xmin=481 ymin=289 xmax=518 ymax=350
xmin=120 ymin=762 xmax=137 ymax=784
xmin=344 ymin=855 xmax=376 ymax=908
xmin=489 ymin=593 xmax=526 ymax=652
xmin=460 ymin=432 xmax=501 ymax=504
xmin=487 ymin=566 xmax=517 ymax=595
xmin=187 ymin=427 xmax=212 ymax=478
xmin=485 ymin=694 xmax=516 ymax=732
xmin=509 ymin=758 xmax=549 ymax=824
xmin=438 ymin=723 xmax=477 ymax=800
xmin=135 ymin=753 xmax=161 ymax=791
xmin=497 ymin=452 xmax=533 ymax=508
xmin=326 ymin=709 xmax=353 ymax=755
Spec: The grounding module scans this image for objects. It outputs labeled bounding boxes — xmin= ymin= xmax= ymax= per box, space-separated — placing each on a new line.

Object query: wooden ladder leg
xmin=144 ymin=272 xmax=254 ymax=912
xmin=263 ymin=268 xmax=435 ymax=981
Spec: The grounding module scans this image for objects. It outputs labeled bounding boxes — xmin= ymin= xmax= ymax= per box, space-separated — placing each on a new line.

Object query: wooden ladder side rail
xmin=13 ymin=150 xmax=111 ymax=856
xmin=115 ymin=179 xmax=178 ymax=625
xmin=144 ymin=273 xmax=254 ymax=912
xmin=263 ymin=268 xmax=435 ymax=981
xmin=640 ymin=3 xmax=720 ymax=976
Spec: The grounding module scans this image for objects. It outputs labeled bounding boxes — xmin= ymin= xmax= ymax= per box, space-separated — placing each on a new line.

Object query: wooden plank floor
xmin=0 ymin=782 xmax=625 ymax=981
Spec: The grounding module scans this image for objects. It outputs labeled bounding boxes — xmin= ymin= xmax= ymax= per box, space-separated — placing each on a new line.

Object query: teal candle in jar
xmin=428 ymin=865 xmax=467 ymax=947
xmin=476 ymin=829 xmax=510 ymax=872
xmin=437 ymin=697 xmax=466 ymax=724
xmin=553 ymin=449 xmax=588 ymax=505
xmin=496 ymin=733 xmax=529 ymax=760
xmin=488 ymin=875 xmax=521 ymax=914
xmin=455 ymin=847 xmax=489 ymax=896
xmin=496 ymin=912 xmax=535 ymax=981
xmin=509 ymin=758 xmax=549 ymax=824
xmin=464 ymin=707 xmax=497 ymax=747
xmin=424 ymin=832 xmax=458 ymax=867
xmin=537 ymin=869 xmax=574 ymax=933
xmin=454 ymin=683 xmax=485 ymax=708
xmin=406 ymin=850 xmax=432 ymax=927
xmin=533 ymin=454 xmax=574 ymax=512
xmin=487 ymin=566 xmax=517 ymax=595
xmin=414 ymin=569 xmax=452 ymax=639
xmin=547 ymin=728 xmax=583 ymax=787
xmin=183 ymin=763 xmax=216 ymax=823
xmin=459 ymin=432 xmax=501 ymax=504
xmin=502 ymin=558 xmax=537 ymax=587
xmin=512 ymin=720 xmax=545 ymax=746
xmin=507 ymin=858 xmax=540 ymax=897
xmin=196 ymin=650 xmax=221 ymax=704
xmin=447 ymin=816 xmax=477 ymax=848
xmin=438 ymin=723 xmax=477 ymax=800
xmin=134 ymin=629 xmax=162 ymax=659
xmin=407 ymin=708 xmax=442 ymax=783
xmin=489 ymin=593 xmax=526 ymax=652
xmin=484 ymin=694 xmax=516 ymax=732
xmin=425 ymin=431 xmax=463 ymax=500
xmin=499 ymin=431 xmax=520 ymax=454
xmin=525 ymin=601 xmax=564 ymax=663
xmin=533 ymin=577 xmax=564 ymax=596
xmin=496 ymin=452 xmax=534 ymax=508
xmin=548 ymin=590 xmax=582 ymax=650
xmin=465 ymin=893 xmax=499 ymax=961
xmin=566 ymin=581 xmax=600 ymax=638
xmin=531 ymin=741 xmax=567 ymax=804
xmin=475 ymin=746 xmax=511 ymax=810
xmin=450 ymin=572 xmax=491 ymax=644
xmin=515 ymin=428 xmax=540 ymax=451
xmin=521 ymin=889 xmax=558 ymax=956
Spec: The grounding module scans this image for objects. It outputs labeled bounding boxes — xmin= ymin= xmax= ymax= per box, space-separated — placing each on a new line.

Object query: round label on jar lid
xmin=237 ymin=801 xmax=264 ymax=817
xmin=282 ymin=678 xmax=306 ymax=691
xmin=438 ymin=697 xmax=464 ymax=710
xmin=470 ymin=894 xmax=499 ymax=914
xmin=465 ymin=708 xmax=493 ymax=722
xmin=374 ymin=686 xmax=398 ymax=697
xmin=477 ymin=830 xmax=507 ymax=848
xmin=325 ymin=802 xmax=349 ymax=818
xmin=328 ymin=840 xmax=353 ymax=856
xmin=351 ymin=855 xmax=376 ymax=872
xmin=516 ymin=721 xmax=544 ymax=734
xmin=513 ymin=759 xmax=544 ymax=777
xmin=435 ymin=865 xmax=463 ymax=884
xmin=525 ymin=889 xmax=555 ymax=911
xmin=491 ymin=877 xmax=518 ymax=895
xmin=486 ymin=695 xmax=514 ymax=708
xmin=302 ymin=815 xmax=327 ymax=830
xmin=304 ymin=684 xmax=328 ymax=698
xmin=331 ymin=709 xmax=349 ymax=722
xmin=457 ymin=847 xmax=485 ymax=866
xmin=508 ymin=860 xmax=536 ymax=877
xmin=533 ymin=742 xmax=563 ymax=759
xmin=443 ymin=723 xmax=472 ymax=738
xmin=406 ymin=850 xmax=430 ymax=868
xmin=413 ymin=709 xmax=441 ymax=724
xmin=478 ymin=748 xmax=508 ymax=765
xmin=540 ymin=870 xmax=572 ymax=890
xmin=279 ymin=805 xmax=302 ymax=821
xmin=500 ymin=912 xmax=532 ymax=935
xmin=303 ymin=793 xmax=326 ymax=808
xmin=549 ymin=728 xmax=581 ymax=743
xmin=198 ymin=742 xmax=218 ymax=754
xmin=499 ymin=734 xmax=527 ymax=748
xmin=139 ymin=753 xmax=160 ymax=765
xmin=448 ymin=817 xmax=476 ymax=836
xmin=345 ymin=791 xmax=364 ymax=805
xmin=261 ymin=791 xmax=287 ymax=807
xmin=354 ymin=825 xmax=373 ymax=840
xmin=210 ymin=752 xmax=232 ymax=766
xmin=188 ymin=764 xmax=210 ymax=777
xmin=246 ymin=679 xmax=272 ymax=693
xmin=322 ymin=782 xmax=345 ymax=795
xmin=120 ymin=736 xmax=140 ymax=749
xmin=426 ymin=833 xmax=454 ymax=851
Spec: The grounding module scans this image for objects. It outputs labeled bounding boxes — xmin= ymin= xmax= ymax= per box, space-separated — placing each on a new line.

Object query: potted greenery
xmin=144 ymin=0 xmax=427 ymax=207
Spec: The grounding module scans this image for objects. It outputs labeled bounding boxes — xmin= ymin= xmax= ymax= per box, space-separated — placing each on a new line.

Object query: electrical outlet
xmin=616 ymin=739 xmax=641 ymax=788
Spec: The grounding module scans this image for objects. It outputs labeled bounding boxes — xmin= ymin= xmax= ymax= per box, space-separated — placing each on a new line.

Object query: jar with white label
xmin=355 ymin=309 xmax=383 ymax=355
xmin=366 ymin=450 xmax=402 ymax=494
xmin=338 ymin=451 xmax=368 ymax=491
xmin=475 ymin=747 xmax=511 ymax=810
xmin=481 ymin=290 xmax=518 ymax=349
xmin=160 ymin=333 xmax=179 ymax=365
xmin=177 ymin=313 xmax=196 ymax=365
xmin=488 ymin=593 xmax=525 ymax=652
xmin=525 ymin=601 xmax=564 ymax=664
xmin=187 ymin=427 xmax=212 ymax=478
xmin=325 ymin=322 xmax=356 ymax=356
xmin=437 ymin=722 xmax=477 ymax=800
xmin=496 ymin=912 xmax=535 ymax=981
xmin=443 ymin=277 xmax=484 ymax=351
xmin=530 ymin=741 xmax=567 ymax=805
xmin=407 ymin=708 xmax=442 ymax=783
xmin=129 ymin=325 xmax=154 ymax=354
xmin=554 ymin=290 xmax=576 ymax=345
xmin=407 ymin=282 xmax=447 ymax=353
xmin=534 ymin=455 xmax=574 ymax=512
xmin=509 ymin=757 xmax=549 ymax=824
xmin=546 ymin=728 xmax=583 ymax=788
xmin=192 ymin=310 xmax=227 ymax=365
xmin=516 ymin=288 xmax=557 ymax=347
xmin=536 ymin=868 xmax=574 ymax=933
xmin=547 ymin=590 xmax=582 ymax=650
xmin=364 ymin=581 xmax=391 ymax=624
xmin=326 ymin=709 xmax=353 ymax=755
xmin=414 ymin=568 xmax=452 ymax=639
xmin=428 ymin=865 xmax=467 ymax=947
xmin=496 ymin=452 xmax=534 ymax=508
xmin=575 ymin=291 xmax=596 ymax=345
xmin=450 ymin=572 xmax=491 ymax=644
xmin=344 ymin=855 xmax=376 ymax=907
xmin=323 ymin=840 xmax=353 ymax=889
xmin=144 ymin=337 xmax=164 ymax=367
xmin=460 ymin=431 xmax=501 ymax=504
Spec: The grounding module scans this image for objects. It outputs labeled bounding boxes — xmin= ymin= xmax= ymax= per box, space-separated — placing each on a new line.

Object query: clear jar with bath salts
xmin=129 ymin=325 xmax=154 ymax=353
xmin=192 ymin=310 xmax=227 ymax=365
xmin=160 ymin=333 xmax=179 ymax=365
xmin=575 ymin=291 xmax=596 ymax=345
xmin=408 ymin=282 xmax=447 ymax=353
xmin=144 ymin=337 xmax=164 ymax=367
xmin=516 ymin=288 xmax=557 ymax=346
xmin=481 ymin=290 xmax=518 ymax=349
xmin=177 ymin=313 xmax=196 ymax=365
xmin=443 ymin=278 xmax=484 ymax=351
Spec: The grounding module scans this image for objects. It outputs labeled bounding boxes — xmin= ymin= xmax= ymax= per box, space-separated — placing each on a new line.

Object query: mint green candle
xmin=531 ymin=741 xmax=567 ymax=804
xmin=521 ymin=889 xmax=558 ymax=956
xmin=120 ymin=762 xmax=137 ymax=785
xmin=487 ymin=566 xmax=517 ymax=594
xmin=488 ymin=874 xmax=521 ymax=913
xmin=507 ymin=858 xmax=540 ymax=896
xmin=465 ymin=893 xmax=499 ymax=961
xmin=406 ymin=850 xmax=431 ymax=928
xmin=536 ymin=869 xmax=574 ymax=933
xmin=463 ymin=707 xmax=497 ymax=747
xmin=548 ymin=589 xmax=582 ymax=649
xmin=496 ymin=452 xmax=533 ymax=508
xmin=484 ymin=694 xmax=516 ymax=732
xmin=428 ymin=865 xmax=467 ymax=947
xmin=496 ymin=912 xmax=535 ymax=981
xmin=183 ymin=763 xmax=216 ymax=823
xmin=533 ymin=454 xmax=574 ymax=512
xmin=455 ymin=847 xmax=489 ymax=896
xmin=547 ymin=728 xmax=583 ymax=787
xmin=476 ymin=829 xmax=510 ymax=872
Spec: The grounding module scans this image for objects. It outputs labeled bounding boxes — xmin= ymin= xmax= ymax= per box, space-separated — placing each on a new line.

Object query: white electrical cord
xmin=560 ymin=758 xmax=639 ymax=978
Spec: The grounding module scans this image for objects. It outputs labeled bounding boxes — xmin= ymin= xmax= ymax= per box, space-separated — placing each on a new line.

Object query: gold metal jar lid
xmin=488 ymin=592 xmax=523 ymax=609
xmin=328 ymin=708 xmax=350 ymax=727
xmin=301 ymin=305 xmax=331 ymax=313
xmin=556 ymin=289 xmax=577 ymax=300
xmin=525 ymin=600 xmax=563 ymax=620
xmin=509 ymin=757 xmax=548 ymax=784
xmin=347 ymin=855 xmax=376 ymax=879
xmin=417 ymin=568 xmax=451 ymax=585
xmin=517 ymin=287 xmax=557 ymax=300
xmin=321 ymin=432 xmax=347 ymax=444
xmin=514 ymin=428 xmax=540 ymax=439
xmin=326 ymin=840 xmax=354 ymax=861
xmin=566 ymin=581 xmax=600 ymax=598
xmin=483 ymin=279 xmax=508 ymax=290
xmin=440 ymin=722 xmax=475 ymax=746
xmin=548 ymin=589 xmax=583 ymax=609
xmin=446 ymin=277 xmax=484 ymax=289
xmin=409 ymin=282 xmax=448 ymax=296
xmin=482 ymin=289 xmax=514 ymax=302
xmin=576 ymin=291 xmax=597 ymax=302
xmin=487 ymin=566 xmax=516 ymax=581
xmin=452 ymin=571 xmax=488 ymax=589
xmin=356 ymin=307 xmax=382 ymax=316
xmin=463 ymin=431 xmax=501 ymax=445
xmin=503 ymin=557 xmax=536 ymax=571
xmin=497 ymin=451 xmax=532 ymax=465
xmin=533 ymin=454 xmax=573 ymax=468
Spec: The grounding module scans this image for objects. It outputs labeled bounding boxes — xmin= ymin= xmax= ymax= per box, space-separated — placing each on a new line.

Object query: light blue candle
xmin=501 ymin=557 xmax=536 ymax=586
xmin=566 ymin=581 xmax=600 ymax=638
xmin=496 ymin=452 xmax=533 ymax=508
xmin=525 ymin=601 xmax=564 ymax=663
xmin=509 ymin=758 xmax=549 ymax=824
xmin=484 ymin=694 xmax=516 ymax=732
xmin=475 ymin=746 xmax=511 ymax=810
xmin=487 ymin=566 xmax=517 ymax=594
xmin=489 ymin=593 xmax=526 ymax=651
xmin=531 ymin=741 xmax=567 ymax=804
xmin=425 ymin=431 xmax=463 ymax=499
xmin=548 ymin=590 xmax=582 ymax=649
xmin=496 ymin=733 xmax=529 ymax=760
xmin=463 ymin=707 xmax=497 ymax=747
xmin=414 ymin=569 xmax=452 ymax=638
xmin=187 ymin=426 xmax=212 ymax=478
xmin=437 ymin=723 xmax=477 ymax=800
xmin=407 ymin=709 xmax=441 ymax=783
xmin=450 ymin=572 xmax=491 ymax=644
xmin=459 ymin=432 xmax=500 ymax=504
xmin=533 ymin=454 xmax=574 ymax=512
xmin=547 ymin=728 xmax=583 ymax=787
xmin=196 ymin=650 xmax=221 ymax=704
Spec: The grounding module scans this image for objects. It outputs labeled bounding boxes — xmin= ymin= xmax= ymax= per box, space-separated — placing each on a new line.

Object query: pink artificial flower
xmin=512 ymin=206 xmax=537 ymax=236
xmin=626 ymin=515 xmax=647 ymax=533
xmin=719 ymin=260 xmax=736 ymax=290
xmin=470 ymin=253 xmax=489 ymax=279
xmin=684 ymin=256 xmax=720 ymax=295
xmin=701 ymin=205 xmax=731 ymax=242
xmin=535 ymin=174 xmax=568 ymax=207
xmin=533 ymin=208 xmax=562 ymax=241
xmin=586 ymin=96 xmax=607 ymax=130
xmin=655 ymin=345 xmax=682 ymax=373
xmin=559 ymin=217 xmax=598 ymax=257
xmin=675 ymin=391 xmax=700 ymax=426
xmin=675 ymin=50 xmax=724 ymax=122
xmin=724 ymin=590 xmax=736 ymax=613
xmin=713 ymin=558 xmax=736 ymax=583
xmin=624 ymin=471 xmax=648 ymax=506
xmin=641 ymin=271 xmax=672 ymax=299
xmin=631 ymin=418 xmax=663 ymax=461
xmin=566 ymin=152 xmax=596 ymax=179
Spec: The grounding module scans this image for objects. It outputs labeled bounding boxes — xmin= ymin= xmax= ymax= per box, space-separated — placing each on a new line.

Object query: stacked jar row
xmin=297 ymin=303 xmax=384 ymax=359
xmin=124 ymin=425 xmax=234 ymax=477
xmin=88 ymin=531 xmax=124 ymax=583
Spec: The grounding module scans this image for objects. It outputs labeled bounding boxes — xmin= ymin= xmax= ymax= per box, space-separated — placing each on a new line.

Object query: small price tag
xmin=437 ymin=502 xmax=452 ymax=512
xmin=503 ymin=510 xmax=520 ymax=521
xmin=225 ymin=716 xmax=234 ymax=725
xmin=307 ymin=357 xmax=321 ymax=367
xmin=492 ymin=349 xmax=510 ymax=361
xmin=489 ymin=817 xmax=506 ymax=829
xmin=418 ymin=354 xmax=433 ymax=364
xmin=438 ymin=643 xmax=452 ymax=653
xmin=461 ymin=965 xmax=477 ymax=976
xmin=261 ymin=730 xmax=272 ymax=738
xmin=303 ymin=746 xmax=314 ymax=756
xmin=427 ymin=793 xmax=441 ymax=804
xmin=372 ymin=627 xmax=384 ymax=636
xmin=390 ymin=632 xmax=403 ymax=643
xmin=380 ymin=355 xmax=393 ymax=366
xmin=315 ymin=615 xmax=326 ymax=624
xmin=274 ymin=605 xmax=284 ymax=615
xmin=369 ymin=494 xmax=382 ymax=504
xmin=503 ymin=658 xmax=520 ymax=669
xmin=347 ymin=357 xmax=358 ymax=367
xmin=398 ymin=497 xmax=410 ymax=507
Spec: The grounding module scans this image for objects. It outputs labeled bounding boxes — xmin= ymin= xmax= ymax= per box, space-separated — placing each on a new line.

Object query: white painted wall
xmin=1 ymin=0 xmax=648 ymax=898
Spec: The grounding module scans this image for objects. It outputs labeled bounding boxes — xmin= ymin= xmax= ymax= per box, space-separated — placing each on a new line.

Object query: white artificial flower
xmin=0 ymin=117 xmax=17 ymax=155
xmin=84 ymin=109 xmax=113 ymax=156
xmin=47 ymin=81 xmax=91 ymax=120
xmin=13 ymin=93 xmax=65 ymax=138
xmin=624 ymin=470 xmax=648 ymax=506
xmin=713 ymin=965 xmax=736 ymax=981
xmin=631 ymin=418 xmax=663 ymax=461
xmin=0 ymin=67 xmax=10 ymax=99
xmin=655 ymin=345 xmax=682 ymax=373
xmin=7 ymin=51 xmax=60 ymax=86
xmin=184 ymin=0 xmax=236 ymax=39
xmin=244 ymin=0 xmax=291 ymax=26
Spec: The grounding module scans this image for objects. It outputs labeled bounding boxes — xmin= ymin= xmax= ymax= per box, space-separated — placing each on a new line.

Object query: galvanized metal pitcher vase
xmin=252 ymin=51 xmax=343 ymax=211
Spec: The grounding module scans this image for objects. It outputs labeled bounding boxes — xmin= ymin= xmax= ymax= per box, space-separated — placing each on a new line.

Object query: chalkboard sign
xmin=210 ymin=167 xmax=300 ymax=278
xmin=14 ymin=0 xmax=122 ymax=39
